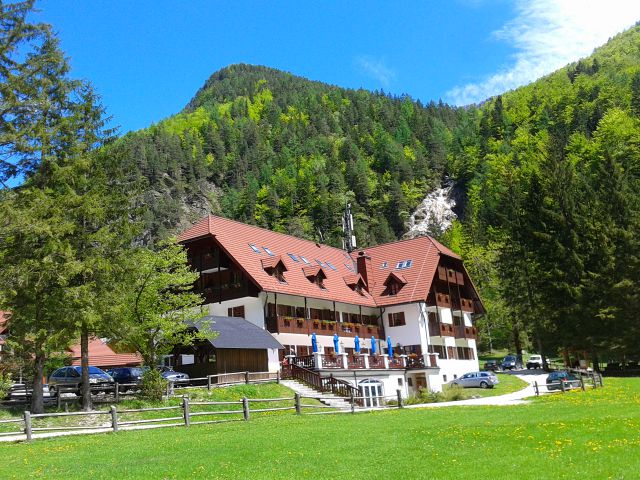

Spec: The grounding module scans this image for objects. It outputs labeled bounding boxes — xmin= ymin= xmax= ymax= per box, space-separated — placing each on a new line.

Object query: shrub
xmin=441 ymin=384 xmax=470 ymax=402
xmin=140 ymin=369 xmax=167 ymax=402
xmin=0 ymin=372 xmax=12 ymax=399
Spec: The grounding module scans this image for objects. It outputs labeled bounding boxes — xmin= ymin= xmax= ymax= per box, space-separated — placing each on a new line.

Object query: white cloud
xmin=355 ymin=55 xmax=396 ymax=88
xmin=447 ymin=0 xmax=640 ymax=105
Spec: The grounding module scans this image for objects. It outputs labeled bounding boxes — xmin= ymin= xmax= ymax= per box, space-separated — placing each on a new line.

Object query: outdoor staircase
xmin=280 ymin=379 xmax=352 ymax=410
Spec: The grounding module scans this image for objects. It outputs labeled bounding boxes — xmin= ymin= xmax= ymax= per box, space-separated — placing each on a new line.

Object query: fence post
xmin=242 ymin=397 xmax=250 ymax=421
xmin=295 ymin=393 xmax=301 ymax=415
xmin=534 ymin=381 xmax=539 ymax=396
xmin=207 ymin=375 xmax=212 ymax=392
xmin=580 ymin=375 xmax=585 ymax=391
xmin=182 ymin=396 xmax=190 ymax=427
xmin=591 ymin=372 xmax=597 ymax=389
xmin=115 ymin=383 xmax=120 ymax=403
xmin=24 ymin=411 xmax=32 ymax=442
xmin=396 ymin=389 xmax=403 ymax=408
xmin=56 ymin=388 xmax=61 ymax=409
xmin=245 ymin=371 xmax=250 ymax=384
xmin=598 ymin=374 xmax=604 ymax=388
xmin=560 ymin=380 xmax=566 ymax=393
xmin=350 ymin=391 xmax=355 ymax=414
xmin=110 ymin=405 xmax=119 ymax=432
xmin=276 ymin=371 xmax=280 ymax=384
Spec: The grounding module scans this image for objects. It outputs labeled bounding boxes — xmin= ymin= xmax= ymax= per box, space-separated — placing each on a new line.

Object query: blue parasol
xmin=371 ymin=336 xmax=377 ymax=355
xmin=333 ymin=333 xmax=340 ymax=354
xmin=311 ymin=333 xmax=318 ymax=353
xmin=354 ymin=335 xmax=361 ymax=354
xmin=387 ymin=336 xmax=393 ymax=357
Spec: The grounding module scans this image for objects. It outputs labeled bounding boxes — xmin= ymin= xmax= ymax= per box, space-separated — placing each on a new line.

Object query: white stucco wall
xmin=267 ymin=348 xmax=280 ymax=372
xmin=206 ymin=295 xmax=266 ymax=329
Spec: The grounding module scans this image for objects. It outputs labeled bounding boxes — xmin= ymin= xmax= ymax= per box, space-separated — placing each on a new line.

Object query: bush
xmin=140 ymin=369 xmax=167 ymax=402
xmin=0 ymin=372 xmax=12 ymax=399
xmin=440 ymin=384 xmax=470 ymax=401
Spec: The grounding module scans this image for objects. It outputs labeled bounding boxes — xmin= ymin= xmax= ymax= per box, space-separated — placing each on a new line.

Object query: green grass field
xmin=1 ymin=378 xmax=638 ymax=479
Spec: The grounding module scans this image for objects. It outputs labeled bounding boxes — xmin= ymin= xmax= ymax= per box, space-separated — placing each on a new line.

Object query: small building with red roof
xmin=178 ymin=215 xmax=484 ymax=397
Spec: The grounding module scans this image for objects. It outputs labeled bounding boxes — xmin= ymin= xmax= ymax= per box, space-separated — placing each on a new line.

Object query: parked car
xmin=546 ymin=371 xmax=580 ymax=391
xmin=105 ymin=367 xmax=146 ymax=390
xmin=526 ymin=354 xmax=549 ymax=369
xmin=451 ymin=371 xmax=499 ymax=389
xmin=7 ymin=383 xmax=52 ymax=400
xmin=501 ymin=355 xmax=519 ymax=370
xmin=48 ymin=366 xmax=114 ymax=396
xmin=157 ymin=366 xmax=190 ymax=384
xmin=483 ymin=360 xmax=500 ymax=371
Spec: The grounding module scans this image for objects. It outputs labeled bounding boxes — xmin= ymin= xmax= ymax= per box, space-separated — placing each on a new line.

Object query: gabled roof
xmin=353 ymin=236 xmax=448 ymax=307
xmin=195 ymin=316 xmax=283 ymax=350
xmin=179 ymin=215 xmax=375 ymax=306
xmin=343 ymin=273 xmax=366 ymax=288
xmin=261 ymin=256 xmax=287 ymax=272
xmin=178 ymin=215 xmax=481 ymax=310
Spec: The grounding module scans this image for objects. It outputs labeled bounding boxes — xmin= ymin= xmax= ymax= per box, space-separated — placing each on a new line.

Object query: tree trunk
xmin=512 ymin=323 xmax=523 ymax=358
xmin=80 ymin=324 xmax=92 ymax=411
xmin=30 ymin=351 xmax=45 ymax=414
xmin=536 ymin=335 xmax=548 ymax=371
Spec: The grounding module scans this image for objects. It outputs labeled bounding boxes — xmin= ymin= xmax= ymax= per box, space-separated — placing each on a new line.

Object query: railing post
xmin=400 ymin=355 xmax=408 ymax=368
xmin=110 ymin=405 xmax=118 ymax=432
xmin=350 ymin=391 xmax=355 ymax=414
xmin=295 ymin=393 xmax=301 ymax=415
xmin=396 ymin=389 xmax=403 ymax=408
xmin=340 ymin=353 xmax=348 ymax=369
xmin=207 ymin=375 xmax=212 ymax=391
xmin=242 ymin=396 xmax=250 ymax=421
xmin=382 ymin=354 xmax=390 ymax=370
xmin=115 ymin=383 xmax=120 ymax=403
xmin=534 ymin=381 xmax=539 ymax=396
xmin=182 ymin=396 xmax=190 ymax=427
xmin=362 ymin=354 xmax=370 ymax=369
xmin=245 ymin=371 xmax=250 ymax=384
xmin=24 ymin=410 xmax=32 ymax=442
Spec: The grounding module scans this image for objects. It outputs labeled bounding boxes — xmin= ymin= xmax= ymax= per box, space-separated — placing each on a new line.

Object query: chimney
xmin=356 ymin=251 xmax=373 ymax=290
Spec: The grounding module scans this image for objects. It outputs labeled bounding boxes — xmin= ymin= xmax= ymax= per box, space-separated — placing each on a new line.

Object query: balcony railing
xmin=267 ymin=316 xmax=384 ymax=338
xmin=455 ymin=325 xmax=477 ymax=339
xmin=289 ymin=353 xmax=440 ymax=371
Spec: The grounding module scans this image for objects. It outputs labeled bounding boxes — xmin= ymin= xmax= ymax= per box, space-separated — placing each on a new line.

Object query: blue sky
xmin=33 ymin=0 xmax=640 ymax=135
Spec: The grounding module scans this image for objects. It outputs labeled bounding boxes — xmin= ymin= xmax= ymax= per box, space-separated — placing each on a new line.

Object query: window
xmin=397 ymin=378 xmax=403 ymax=386
xmin=300 ymin=256 xmax=310 ymax=264
xmin=315 ymin=259 xmax=325 ymax=268
xmin=227 ymin=305 xmax=245 ymax=318
xmin=287 ymin=253 xmax=299 ymax=262
xmin=396 ymin=261 xmax=405 ymax=269
xmin=388 ymin=312 xmax=406 ymax=327
xmin=272 ymin=266 xmax=286 ymax=283
xmin=395 ymin=259 xmax=413 ymax=269
xmin=388 ymin=281 xmax=400 ymax=296
xmin=381 ymin=261 xmax=388 ymax=269
xmin=249 ymin=243 xmax=260 ymax=253
xmin=443 ymin=375 xmax=448 ymax=383
xmin=314 ymin=275 xmax=326 ymax=290
xmin=344 ymin=263 xmax=354 ymax=271
xmin=359 ymin=379 xmax=384 ymax=407
xmin=325 ymin=261 xmax=337 ymax=271
xmin=263 ymin=247 xmax=275 ymax=256
xmin=405 ymin=259 xmax=413 ymax=268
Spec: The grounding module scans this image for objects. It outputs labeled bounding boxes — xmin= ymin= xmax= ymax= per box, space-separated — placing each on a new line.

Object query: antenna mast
xmin=342 ymin=202 xmax=357 ymax=252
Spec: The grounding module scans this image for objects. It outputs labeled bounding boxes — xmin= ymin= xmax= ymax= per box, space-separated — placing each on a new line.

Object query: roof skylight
xmin=316 ymin=259 xmax=326 ymax=268
xmin=381 ymin=261 xmax=388 ymax=269
xmin=300 ymin=256 xmax=310 ymax=264
xmin=263 ymin=247 xmax=275 ymax=256
xmin=249 ymin=244 xmax=261 ymax=253
xmin=287 ymin=253 xmax=299 ymax=262
xmin=344 ymin=263 xmax=354 ymax=271
xmin=326 ymin=261 xmax=337 ymax=271
xmin=396 ymin=259 xmax=413 ymax=269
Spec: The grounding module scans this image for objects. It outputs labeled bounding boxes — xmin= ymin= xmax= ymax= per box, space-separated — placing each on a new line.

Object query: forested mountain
xmin=110 ymin=24 xmax=640 ymax=359
xmin=113 ymin=64 xmax=465 ymax=244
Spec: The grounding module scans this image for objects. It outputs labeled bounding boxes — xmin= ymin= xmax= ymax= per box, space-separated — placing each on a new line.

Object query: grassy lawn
xmin=463 ymin=372 xmax=528 ymax=398
xmin=1 ymin=378 xmax=638 ymax=479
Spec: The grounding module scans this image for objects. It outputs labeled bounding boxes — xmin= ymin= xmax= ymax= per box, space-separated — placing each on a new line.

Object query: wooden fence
xmin=4 ymin=388 xmax=411 ymax=442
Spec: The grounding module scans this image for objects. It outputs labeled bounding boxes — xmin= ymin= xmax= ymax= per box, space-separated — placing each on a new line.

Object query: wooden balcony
xmin=455 ymin=325 xmax=477 ymax=339
xmin=429 ymin=323 xmax=454 ymax=337
xmin=289 ymin=353 xmax=439 ymax=371
xmin=267 ymin=316 xmax=384 ymax=339
xmin=437 ymin=267 xmax=464 ymax=286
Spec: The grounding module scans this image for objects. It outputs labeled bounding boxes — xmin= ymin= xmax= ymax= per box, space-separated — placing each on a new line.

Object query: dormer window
xmin=262 ymin=257 xmax=288 ymax=284
xmin=383 ymin=271 xmax=407 ymax=296
xmin=303 ymin=265 xmax=327 ymax=290
xmin=344 ymin=273 xmax=367 ymax=296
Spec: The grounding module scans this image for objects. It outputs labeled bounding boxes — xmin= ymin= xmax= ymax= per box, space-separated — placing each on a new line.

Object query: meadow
xmin=0 ymin=378 xmax=637 ymax=479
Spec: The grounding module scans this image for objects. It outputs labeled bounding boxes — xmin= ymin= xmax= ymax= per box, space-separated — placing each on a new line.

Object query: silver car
xmin=451 ymin=371 xmax=499 ymax=389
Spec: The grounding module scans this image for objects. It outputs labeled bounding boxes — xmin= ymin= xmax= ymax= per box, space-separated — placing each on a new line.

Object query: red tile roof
xmin=68 ymin=338 xmax=141 ymax=368
xmin=179 ymin=215 xmax=479 ymax=309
